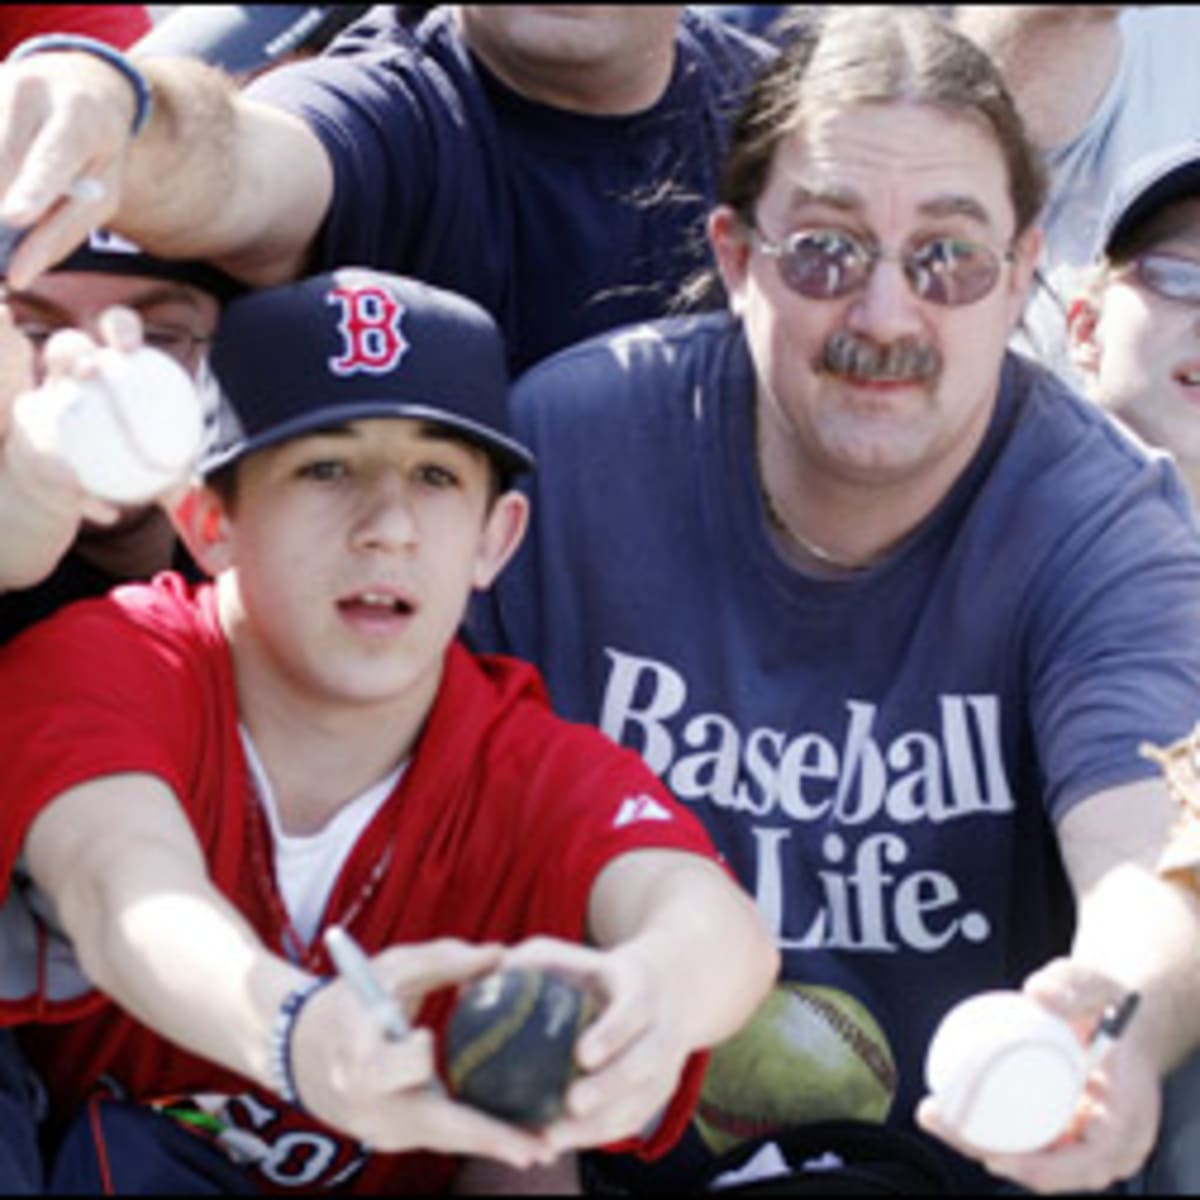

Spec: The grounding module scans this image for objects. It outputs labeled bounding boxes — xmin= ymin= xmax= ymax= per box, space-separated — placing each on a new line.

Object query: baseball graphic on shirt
xmin=924 ymin=990 xmax=1087 ymax=1154
xmin=694 ymin=982 xmax=897 ymax=1156
xmin=16 ymin=344 xmax=205 ymax=505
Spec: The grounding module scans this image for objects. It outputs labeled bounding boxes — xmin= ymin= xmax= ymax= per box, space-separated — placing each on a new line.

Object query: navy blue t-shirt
xmin=245 ymin=5 xmax=773 ymax=373
xmin=473 ymin=313 xmax=1200 ymax=1188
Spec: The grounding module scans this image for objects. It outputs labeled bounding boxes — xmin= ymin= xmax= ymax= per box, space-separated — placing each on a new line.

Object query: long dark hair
xmin=675 ymin=5 xmax=1047 ymax=312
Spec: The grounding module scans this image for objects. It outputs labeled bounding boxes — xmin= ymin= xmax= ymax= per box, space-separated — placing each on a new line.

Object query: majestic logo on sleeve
xmin=325 ymin=283 xmax=409 ymax=376
xmin=613 ymin=793 xmax=675 ymax=828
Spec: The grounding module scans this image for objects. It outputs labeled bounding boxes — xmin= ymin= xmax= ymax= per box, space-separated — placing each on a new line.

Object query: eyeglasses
xmin=15 ymin=321 xmax=212 ymax=368
xmin=1120 ymin=253 xmax=1200 ymax=305
xmin=752 ymin=225 xmax=1014 ymax=307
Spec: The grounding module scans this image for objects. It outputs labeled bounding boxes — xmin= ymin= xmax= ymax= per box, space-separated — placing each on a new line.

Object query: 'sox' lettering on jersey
xmin=613 ymin=793 xmax=675 ymax=828
xmin=326 ymin=284 xmax=409 ymax=376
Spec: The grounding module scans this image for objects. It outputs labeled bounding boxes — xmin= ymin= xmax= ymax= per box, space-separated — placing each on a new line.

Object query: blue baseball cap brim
xmin=133 ymin=5 xmax=371 ymax=75
xmin=200 ymin=268 xmax=534 ymax=482
xmin=1099 ymin=141 xmax=1200 ymax=257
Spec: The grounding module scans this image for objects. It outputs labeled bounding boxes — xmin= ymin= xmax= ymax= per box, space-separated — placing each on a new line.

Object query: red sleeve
xmin=0 ymin=5 xmax=152 ymax=56
xmin=0 ymin=598 xmax=197 ymax=890
xmin=500 ymin=713 xmax=727 ymax=1158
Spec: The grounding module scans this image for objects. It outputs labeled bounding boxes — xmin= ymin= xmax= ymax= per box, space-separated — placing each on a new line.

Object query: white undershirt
xmin=239 ymin=726 xmax=406 ymax=947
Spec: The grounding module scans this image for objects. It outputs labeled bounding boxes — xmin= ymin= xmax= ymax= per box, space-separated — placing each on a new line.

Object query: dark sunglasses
xmin=752 ymin=225 xmax=1013 ymax=308
xmin=1122 ymin=253 xmax=1200 ymax=305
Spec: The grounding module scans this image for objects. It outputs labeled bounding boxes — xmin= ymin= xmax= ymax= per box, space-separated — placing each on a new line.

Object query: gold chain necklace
xmin=760 ymin=482 xmax=874 ymax=572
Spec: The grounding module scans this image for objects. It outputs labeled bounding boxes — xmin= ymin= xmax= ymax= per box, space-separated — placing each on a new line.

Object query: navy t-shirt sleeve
xmin=1025 ymin=457 xmax=1200 ymax=820
xmin=245 ymin=47 xmax=474 ymax=281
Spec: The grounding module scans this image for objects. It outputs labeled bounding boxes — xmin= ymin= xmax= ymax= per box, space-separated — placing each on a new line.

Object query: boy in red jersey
xmin=0 ymin=267 xmax=777 ymax=1193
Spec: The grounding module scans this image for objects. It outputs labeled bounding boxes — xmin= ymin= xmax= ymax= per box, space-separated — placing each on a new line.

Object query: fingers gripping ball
xmin=445 ymin=967 xmax=594 ymax=1128
xmin=695 ymin=983 xmax=898 ymax=1155
xmin=925 ymin=990 xmax=1087 ymax=1154
xmin=15 ymin=345 xmax=205 ymax=504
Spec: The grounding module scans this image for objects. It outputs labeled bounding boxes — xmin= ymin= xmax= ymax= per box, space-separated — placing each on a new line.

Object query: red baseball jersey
xmin=0 ymin=573 xmax=720 ymax=1192
xmin=0 ymin=6 xmax=152 ymax=56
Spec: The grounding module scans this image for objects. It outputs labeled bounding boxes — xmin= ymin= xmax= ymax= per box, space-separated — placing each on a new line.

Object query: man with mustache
xmin=472 ymin=7 xmax=1200 ymax=1195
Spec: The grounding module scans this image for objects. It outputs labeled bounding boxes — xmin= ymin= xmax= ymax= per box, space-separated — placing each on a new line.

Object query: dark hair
xmin=675 ymin=5 xmax=1047 ymax=311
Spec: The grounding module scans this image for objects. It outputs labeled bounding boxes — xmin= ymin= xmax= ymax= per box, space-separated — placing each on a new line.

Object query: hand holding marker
xmin=323 ymin=925 xmax=447 ymax=1096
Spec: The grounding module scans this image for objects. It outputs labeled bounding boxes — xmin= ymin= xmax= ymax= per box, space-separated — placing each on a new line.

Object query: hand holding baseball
xmin=11 ymin=304 xmax=205 ymax=507
xmin=492 ymin=935 xmax=692 ymax=1155
xmin=0 ymin=306 xmax=124 ymax=589
xmin=288 ymin=938 xmax=556 ymax=1171
xmin=917 ymin=961 xmax=1158 ymax=1192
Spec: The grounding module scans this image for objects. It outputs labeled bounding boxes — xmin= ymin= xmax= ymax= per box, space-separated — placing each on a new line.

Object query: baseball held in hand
xmin=445 ymin=966 xmax=594 ymax=1128
xmin=25 ymin=345 xmax=204 ymax=504
xmin=925 ymin=990 xmax=1087 ymax=1154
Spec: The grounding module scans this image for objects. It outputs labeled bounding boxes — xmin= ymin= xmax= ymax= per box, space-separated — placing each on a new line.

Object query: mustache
xmin=819 ymin=330 xmax=941 ymax=382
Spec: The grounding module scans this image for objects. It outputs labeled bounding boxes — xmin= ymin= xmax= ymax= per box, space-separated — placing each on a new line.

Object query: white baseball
xmin=925 ymin=990 xmax=1087 ymax=1154
xmin=23 ymin=345 xmax=205 ymax=505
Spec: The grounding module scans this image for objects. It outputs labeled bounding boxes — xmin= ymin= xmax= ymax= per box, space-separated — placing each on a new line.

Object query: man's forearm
xmin=1072 ymin=859 xmax=1200 ymax=1075
xmin=118 ymin=58 xmax=239 ymax=260
xmin=0 ymin=47 xmax=330 ymax=289
xmin=123 ymin=57 xmax=326 ymax=284
xmin=0 ymin=441 xmax=84 ymax=591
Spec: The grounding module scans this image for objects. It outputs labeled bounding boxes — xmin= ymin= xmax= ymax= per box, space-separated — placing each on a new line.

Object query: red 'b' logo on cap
xmin=326 ymin=283 xmax=409 ymax=375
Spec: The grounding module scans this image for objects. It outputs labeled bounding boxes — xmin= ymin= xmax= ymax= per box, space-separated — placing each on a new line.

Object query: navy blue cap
xmin=50 ymin=229 xmax=245 ymax=302
xmin=0 ymin=226 xmax=246 ymax=301
xmin=133 ymin=5 xmax=371 ymax=76
xmin=200 ymin=268 xmax=534 ymax=480
xmin=1099 ymin=141 xmax=1200 ymax=258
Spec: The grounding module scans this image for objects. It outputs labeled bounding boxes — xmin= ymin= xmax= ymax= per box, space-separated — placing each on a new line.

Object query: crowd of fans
xmin=1 ymin=3 xmax=1200 ymax=1195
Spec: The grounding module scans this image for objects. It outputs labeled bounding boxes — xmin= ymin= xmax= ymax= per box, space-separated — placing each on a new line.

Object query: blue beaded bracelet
xmin=268 ymin=976 xmax=332 ymax=1111
xmin=9 ymin=34 xmax=153 ymax=138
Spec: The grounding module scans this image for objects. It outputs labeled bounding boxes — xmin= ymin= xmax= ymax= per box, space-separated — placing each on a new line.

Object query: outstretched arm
xmin=951 ymin=6 xmax=1122 ymax=152
xmin=919 ymin=776 xmax=1200 ymax=1192
xmin=0 ymin=49 xmax=331 ymax=288
xmin=23 ymin=771 xmax=557 ymax=1171
xmin=500 ymin=849 xmax=779 ymax=1156
xmin=0 ymin=305 xmax=132 ymax=591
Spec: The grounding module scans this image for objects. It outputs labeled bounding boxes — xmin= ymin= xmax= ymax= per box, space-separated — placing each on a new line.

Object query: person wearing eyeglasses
xmin=0 ymin=232 xmax=242 ymax=643
xmin=470 ymin=7 xmax=1200 ymax=1195
xmin=0 ymin=5 xmax=773 ymax=377
xmin=952 ymin=6 xmax=1200 ymax=386
xmin=1067 ymin=143 xmax=1200 ymax=508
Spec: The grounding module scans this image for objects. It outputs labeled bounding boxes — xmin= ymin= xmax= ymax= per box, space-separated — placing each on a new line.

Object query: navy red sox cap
xmin=199 ymin=268 xmax=535 ymax=481
xmin=133 ymin=5 xmax=371 ymax=76
xmin=1098 ymin=140 xmax=1200 ymax=259
xmin=0 ymin=227 xmax=246 ymax=302
xmin=49 ymin=229 xmax=246 ymax=302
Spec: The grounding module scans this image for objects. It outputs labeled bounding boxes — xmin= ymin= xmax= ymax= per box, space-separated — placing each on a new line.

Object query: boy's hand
xmin=497 ymin=936 xmax=691 ymax=1153
xmin=290 ymin=939 xmax=559 ymax=1171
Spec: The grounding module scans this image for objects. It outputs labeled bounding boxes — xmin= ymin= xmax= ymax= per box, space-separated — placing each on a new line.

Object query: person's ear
xmin=1066 ymin=295 xmax=1103 ymax=376
xmin=709 ymin=205 xmax=753 ymax=318
xmin=473 ymin=490 xmax=530 ymax=590
xmin=1004 ymin=224 xmax=1044 ymax=329
xmin=172 ymin=484 xmax=235 ymax=576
